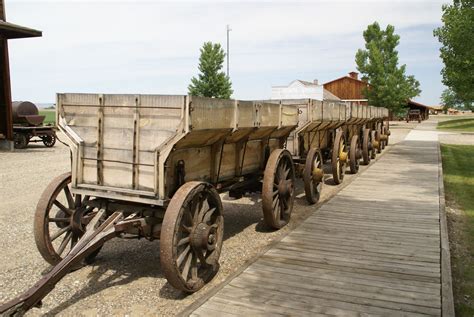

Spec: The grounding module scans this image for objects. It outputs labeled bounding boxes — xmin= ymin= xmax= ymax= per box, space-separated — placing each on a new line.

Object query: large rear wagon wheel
xmin=370 ymin=130 xmax=377 ymax=159
xmin=303 ymin=148 xmax=323 ymax=204
xmin=34 ymin=172 xmax=101 ymax=265
xmin=349 ymin=135 xmax=360 ymax=174
xmin=331 ymin=131 xmax=347 ymax=185
xmin=160 ymin=182 xmax=224 ymax=293
xmin=262 ymin=149 xmax=296 ymax=229
xmin=383 ymin=126 xmax=389 ymax=146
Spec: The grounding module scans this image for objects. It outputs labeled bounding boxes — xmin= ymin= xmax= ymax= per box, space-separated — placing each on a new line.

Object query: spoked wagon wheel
xmin=262 ymin=149 xmax=296 ymax=229
xmin=14 ymin=133 xmax=29 ymax=149
xmin=370 ymin=130 xmax=378 ymax=159
xmin=331 ymin=130 xmax=347 ymax=185
xmin=303 ymin=148 xmax=324 ymax=204
xmin=42 ymin=134 xmax=56 ymax=147
xmin=34 ymin=172 xmax=101 ymax=265
xmin=349 ymin=135 xmax=360 ymax=174
xmin=160 ymin=181 xmax=224 ymax=293
xmin=362 ymin=128 xmax=372 ymax=165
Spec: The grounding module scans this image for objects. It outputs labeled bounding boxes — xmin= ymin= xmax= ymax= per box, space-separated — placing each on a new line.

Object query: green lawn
xmin=438 ymin=118 xmax=474 ymax=132
xmin=39 ymin=109 xmax=56 ymax=126
xmin=441 ymin=144 xmax=474 ymax=315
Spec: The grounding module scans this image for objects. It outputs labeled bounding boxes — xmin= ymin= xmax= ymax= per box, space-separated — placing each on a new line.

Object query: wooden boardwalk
xmin=190 ymin=138 xmax=445 ymax=316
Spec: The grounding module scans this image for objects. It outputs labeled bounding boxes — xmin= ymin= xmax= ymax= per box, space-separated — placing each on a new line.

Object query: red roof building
xmin=323 ymin=72 xmax=370 ymax=105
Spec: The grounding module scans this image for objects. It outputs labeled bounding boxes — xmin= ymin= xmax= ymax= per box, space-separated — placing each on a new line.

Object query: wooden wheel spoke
xmin=53 ymin=200 xmax=72 ymax=215
xmin=48 ymin=217 xmax=70 ymax=223
xmin=197 ymin=200 xmax=209 ymax=222
xmin=202 ymin=207 xmax=216 ymax=224
xmin=272 ymin=196 xmax=279 ymax=210
xmin=190 ymin=195 xmax=201 ymax=224
xmin=178 ymin=237 xmax=190 ymax=247
xmin=57 ymin=231 xmax=72 ymax=255
xmin=275 ymin=203 xmax=281 ymax=221
xmin=63 ymin=186 xmax=75 ymax=209
xmin=177 ymin=245 xmax=191 ymax=267
xmin=181 ymin=252 xmax=193 ymax=281
xmin=51 ymin=225 xmax=71 ymax=241
xmin=181 ymin=224 xmax=192 ymax=233
xmin=283 ymin=167 xmax=291 ymax=180
xmin=191 ymin=255 xmax=198 ymax=279
xmin=71 ymin=233 xmax=78 ymax=249
xmin=74 ymin=194 xmax=82 ymax=208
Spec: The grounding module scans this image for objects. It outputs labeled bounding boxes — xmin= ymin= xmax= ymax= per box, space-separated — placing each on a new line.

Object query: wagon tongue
xmin=0 ymin=211 xmax=126 ymax=316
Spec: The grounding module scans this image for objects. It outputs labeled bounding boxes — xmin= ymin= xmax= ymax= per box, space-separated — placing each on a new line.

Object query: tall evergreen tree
xmin=356 ymin=22 xmax=421 ymax=114
xmin=188 ymin=42 xmax=233 ymax=99
xmin=434 ymin=0 xmax=474 ymax=107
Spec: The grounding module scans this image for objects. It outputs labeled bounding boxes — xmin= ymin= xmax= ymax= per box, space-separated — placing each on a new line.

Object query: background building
xmin=323 ymin=71 xmax=369 ymax=105
xmin=0 ymin=0 xmax=41 ymax=150
xmin=271 ymin=79 xmax=340 ymax=101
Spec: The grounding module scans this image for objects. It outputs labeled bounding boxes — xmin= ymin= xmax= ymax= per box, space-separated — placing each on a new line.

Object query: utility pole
xmin=226 ymin=24 xmax=231 ymax=77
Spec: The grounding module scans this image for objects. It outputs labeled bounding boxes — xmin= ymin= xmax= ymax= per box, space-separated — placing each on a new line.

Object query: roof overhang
xmin=0 ymin=20 xmax=42 ymax=39
xmin=407 ymin=100 xmax=432 ymax=110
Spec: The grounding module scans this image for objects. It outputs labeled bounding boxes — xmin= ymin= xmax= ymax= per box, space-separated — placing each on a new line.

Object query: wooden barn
xmin=323 ymin=72 xmax=370 ymax=105
xmin=0 ymin=0 xmax=41 ymax=150
xmin=406 ymin=100 xmax=431 ymax=120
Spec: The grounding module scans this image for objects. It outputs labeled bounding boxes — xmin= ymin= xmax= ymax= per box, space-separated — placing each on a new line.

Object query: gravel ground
xmin=0 ymin=124 xmax=411 ymax=316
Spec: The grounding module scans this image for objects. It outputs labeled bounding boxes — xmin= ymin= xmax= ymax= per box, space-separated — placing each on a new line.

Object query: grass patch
xmin=441 ymin=144 xmax=474 ymax=315
xmin=438 ymin=118 xmax=474 ymax=132
xmin=39 ymin=110 xmax=56 ymax=126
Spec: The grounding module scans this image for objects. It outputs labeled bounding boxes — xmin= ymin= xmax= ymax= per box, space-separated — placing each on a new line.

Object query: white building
xmin=271 ymin=79 xmax=339 ymax=101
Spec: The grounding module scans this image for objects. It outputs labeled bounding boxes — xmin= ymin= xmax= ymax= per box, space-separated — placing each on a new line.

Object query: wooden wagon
xmin=0 ymin=94 xmax=300 ymax=314
xmin=264 ymin=98 xmax=349 ymax=204
xmin=366 ymin=106 xmax=390 ymax=155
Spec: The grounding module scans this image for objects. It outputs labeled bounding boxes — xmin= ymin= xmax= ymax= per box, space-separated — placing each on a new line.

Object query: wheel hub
xmin=312 ymin=167 xmax=323 ymax=183
xmin=339 ymin=151 xmax=348 ymax=163
xmin=54 ymin=210 xmax=69 ymax=229
xmin=191 ymin=222 xmax=217 ymax=251
xmin=278 ymin=179 xmax=294 ymax=198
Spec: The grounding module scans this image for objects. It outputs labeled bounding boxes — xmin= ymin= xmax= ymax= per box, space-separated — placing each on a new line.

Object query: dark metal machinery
xmin=12 ymin=101 xmax=56 ymax=149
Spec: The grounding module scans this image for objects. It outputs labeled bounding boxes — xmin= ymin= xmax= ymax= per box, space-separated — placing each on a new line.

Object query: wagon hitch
xmin=0 ymin=210 xmax=128 ymax=317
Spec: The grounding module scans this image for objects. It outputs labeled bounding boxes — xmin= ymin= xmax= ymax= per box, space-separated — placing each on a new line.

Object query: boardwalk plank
xmin=188 ymin=138 xmax=443 ymax=316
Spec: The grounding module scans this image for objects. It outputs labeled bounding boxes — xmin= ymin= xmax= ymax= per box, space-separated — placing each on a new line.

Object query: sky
xmin=5 ymin=0 xmax=446 ymax=105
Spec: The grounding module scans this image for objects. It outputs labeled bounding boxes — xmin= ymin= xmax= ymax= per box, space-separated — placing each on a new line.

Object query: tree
xmin=355 ymin=22 xmax=421 ymax=114
xmin=434 ymin=0 xmax=474 ymax=105
xmin=441 ymin=88 xmax=474 ymax=111
xmin=441 ymin=88 xmax=459 ymax=112
xmin=188 ymin=42 xmax=233 ymax=99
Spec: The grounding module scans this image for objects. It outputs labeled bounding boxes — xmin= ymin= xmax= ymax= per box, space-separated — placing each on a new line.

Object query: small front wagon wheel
xmin=160 ymin=182 xmax=224 ymax=293
xmin=42 ymin=134 xmax=56 ymax=147
xmin=262 ymin=149 xmax=296 ymax=229
xmin=34 ymin=172 xmax=101 ymax=265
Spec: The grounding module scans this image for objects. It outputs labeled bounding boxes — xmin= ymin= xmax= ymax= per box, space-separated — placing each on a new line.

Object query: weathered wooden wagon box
xmin=57 ymin=94 xmax=298 ymax=206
